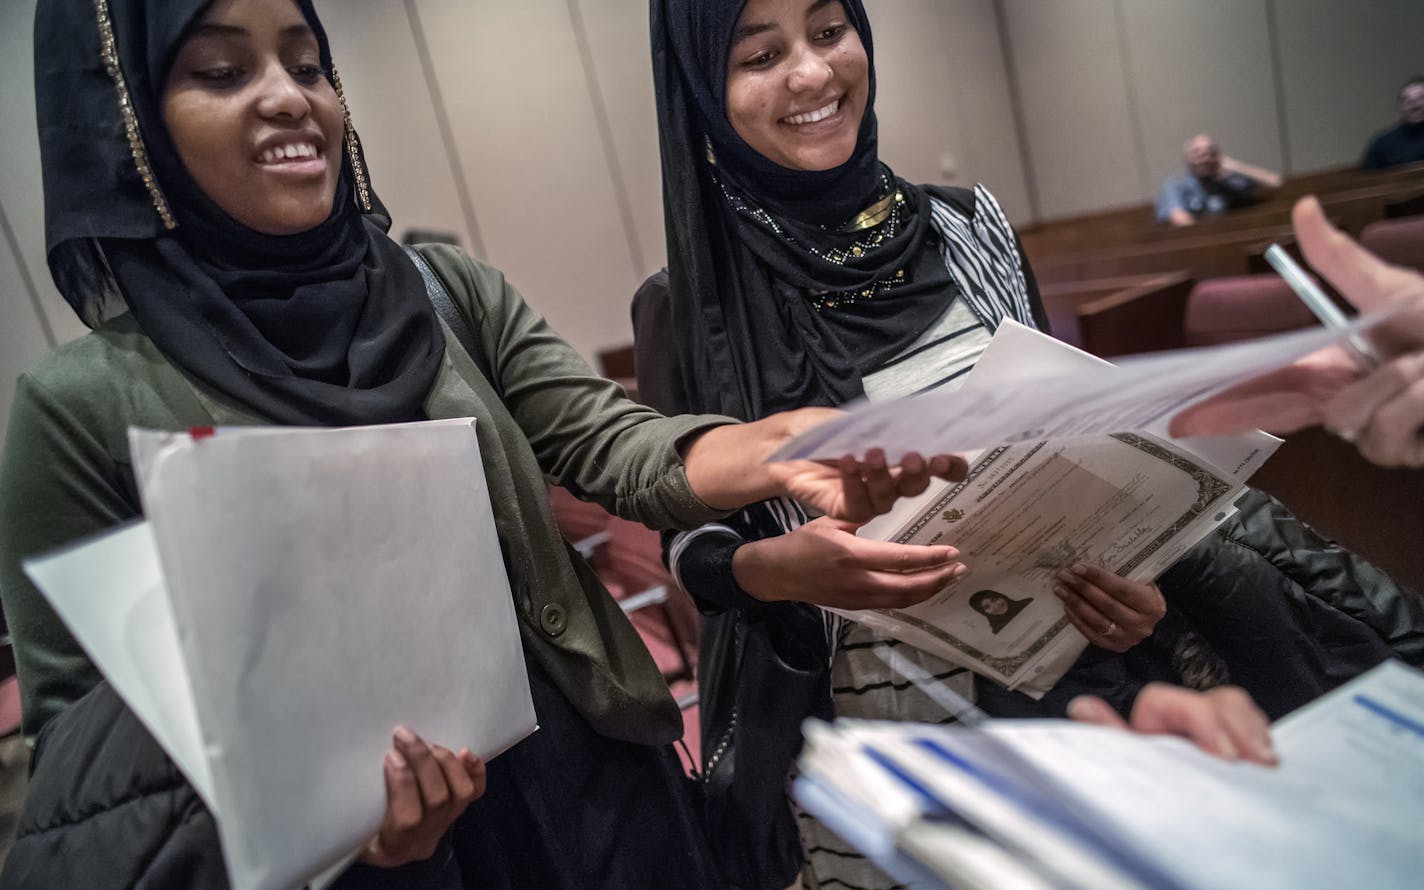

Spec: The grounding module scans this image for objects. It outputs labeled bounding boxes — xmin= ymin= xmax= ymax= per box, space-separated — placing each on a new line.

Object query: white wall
xmin=873 ymin=0 xmax=1034 ymax=223
xmin=1003 ymin=0 xmax=1423 ymax=220
xmin=0 ymin=211 xmax=53 ymax=447
xmin=1273 ymin=0 xmax=1424 ymax=171
xmin=1001 ymin=0 xmax=1146 ymax=218
xmin=0 ymin=0 xmax=70 ymax=451
xmin=0 ymin=0 xmax=80 ymax=349
xmin=4 ymin=0 xmax=1416 ymax=448
xmin=316 ymin=0 xmax=479 ymax=257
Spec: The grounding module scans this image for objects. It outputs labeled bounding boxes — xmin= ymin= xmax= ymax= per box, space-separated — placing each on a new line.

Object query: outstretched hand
xmin=1170 ymin=196 xmax=1424 ymax=467
xmin=683 ymin=406 xmax=970 ymax=521
xmin=731 ymin=515 xmax=967 ymax=609
xmin=359 ymin=725 xmax=487 ymax=868
xmin=1068 ymin=683 xmax=1277 ymax=766
xmin=770 ymin=448 xmax=969 ymax=523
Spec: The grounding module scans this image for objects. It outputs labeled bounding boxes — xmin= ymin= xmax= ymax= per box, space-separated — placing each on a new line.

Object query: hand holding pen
xmin=1172 ymin=197 xmax=1424 ymax=468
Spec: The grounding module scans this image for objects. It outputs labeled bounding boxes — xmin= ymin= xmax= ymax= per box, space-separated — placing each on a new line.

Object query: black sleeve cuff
xmin=676 ymin=529 xmax=764 ymax=614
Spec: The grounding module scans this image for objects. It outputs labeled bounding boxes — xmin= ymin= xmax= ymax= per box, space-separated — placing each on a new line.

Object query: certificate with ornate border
xmin=838 ymin=432 xmax=1251 ymax=692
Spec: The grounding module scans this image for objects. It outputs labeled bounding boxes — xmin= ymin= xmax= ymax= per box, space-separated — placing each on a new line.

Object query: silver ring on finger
xmin=1101 ymin=620 xmax=1117 ymax=637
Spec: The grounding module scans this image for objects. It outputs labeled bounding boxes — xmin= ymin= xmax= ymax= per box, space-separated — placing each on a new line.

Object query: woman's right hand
xmin=1170 ymin=195 xmax=1424 ymax=460
xmin=358 ymin=725 xmax=487 ymax=868
xmin=730 ymin=516 xmax=967 ymax=609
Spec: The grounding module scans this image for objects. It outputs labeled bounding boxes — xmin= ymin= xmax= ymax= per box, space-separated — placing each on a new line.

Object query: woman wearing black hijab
xmin=0 ymin=0 xmax=955 ymax=885
xmin=643 ymin=3 xmax=1176 ymax=886
xmin=642 ymin=1 xmax=1421 ymax=888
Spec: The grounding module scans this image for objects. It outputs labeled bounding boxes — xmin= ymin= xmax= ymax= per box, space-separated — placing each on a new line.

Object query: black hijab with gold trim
xmin=35 ymin=0 xmax=443 ymax=427
xmin=653 ymin=0 xmax=954 ymax=420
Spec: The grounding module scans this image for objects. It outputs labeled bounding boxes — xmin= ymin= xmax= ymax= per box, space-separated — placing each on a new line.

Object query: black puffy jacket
xmin=0 ymin=681 xmax=461 ymax=890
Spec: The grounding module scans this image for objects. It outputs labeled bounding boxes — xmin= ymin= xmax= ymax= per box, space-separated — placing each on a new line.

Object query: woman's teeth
xmin=784 ymin=99 xmax=841 ymax=126
xmin=258 ymin=143 xmax=319 ymax=164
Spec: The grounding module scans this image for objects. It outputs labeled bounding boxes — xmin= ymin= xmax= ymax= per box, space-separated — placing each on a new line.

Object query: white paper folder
xmin=25 ymin=419 xmax=537 ymax=890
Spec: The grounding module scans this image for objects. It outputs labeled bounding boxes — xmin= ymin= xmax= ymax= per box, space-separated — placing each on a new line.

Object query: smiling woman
xmin=162 ymin=0 xmax=345 ymax=235
xmin=641 ymin=1 xmax=1424 ymax=889
xmin=0 ymin=0 xmax=959 ymax=887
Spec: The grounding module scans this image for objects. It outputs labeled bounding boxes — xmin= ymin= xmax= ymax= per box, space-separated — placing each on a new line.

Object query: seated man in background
xmin=1156 ymin=133 xmax=1282 ymax=227
xmin=1361 ymin=76 xmax=1424 ymax=171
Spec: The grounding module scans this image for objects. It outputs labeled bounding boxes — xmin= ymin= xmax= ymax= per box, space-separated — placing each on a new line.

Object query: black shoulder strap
xmin=403 ymin=245 xmax=491 ymax=379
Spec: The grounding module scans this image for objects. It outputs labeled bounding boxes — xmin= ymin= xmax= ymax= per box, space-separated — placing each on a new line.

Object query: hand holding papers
xmin=24 ymin=419 xmax=536 ymax=890
xmin=795 ymin=660 xmax=1424 ymax=890
xmin=1171 ymin=198 xmax=1424 ymax=466
xmin=771 ymin=312 xmax=1394 ymax=466
xmin=832 ymin=324 xmax=1278 ymax=695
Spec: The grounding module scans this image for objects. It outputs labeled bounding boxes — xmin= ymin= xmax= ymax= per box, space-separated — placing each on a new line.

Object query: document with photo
xmin=839 ymin=326 xmax=1277 ymax=693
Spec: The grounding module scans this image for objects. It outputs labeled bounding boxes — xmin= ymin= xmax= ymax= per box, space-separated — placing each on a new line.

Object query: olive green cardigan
xmin=0 ymin=245 xmax=729 ymax=745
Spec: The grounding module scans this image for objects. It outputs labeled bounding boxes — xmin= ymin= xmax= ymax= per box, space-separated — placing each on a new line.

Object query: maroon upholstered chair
xmin=1360 ymin=215 xmax=1424 ymax=272
xmin=1182 ymin=275 xmax=1318 ymax=346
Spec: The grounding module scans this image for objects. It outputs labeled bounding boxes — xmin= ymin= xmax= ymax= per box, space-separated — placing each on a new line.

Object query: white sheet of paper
xmin=23 ymin=521 xmax=217 ymax=810
xmin=1271 ymin=659 xmax=1424 ymax=799
xmin=772 ymin=312 xmax=1380 ymax=463
xmin=143 ymin=419 xmax=535 ymax=890
xmin=30 ymin=419 xmax=536 ymax=890
xmin=977 ymin=686 xmax=1423 ymax=890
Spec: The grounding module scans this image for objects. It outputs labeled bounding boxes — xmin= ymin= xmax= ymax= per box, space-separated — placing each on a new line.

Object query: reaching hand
xmin=769 ymin=449 xmax=969 ymax=523
xmin=1068 ymin=683 xmax=1277 ymax=766
xmin=682 ymin=407 xmax=970 ymax=518
xmin=359 ymin=725 xmax=487 ymax=868
xmin=1171 ymin=196 xmax=1424 ymax=467
xmin=1052 ymin=564 xmax=1166 ymax=653
xmin=731 ymin=516 xmax=967 ymax=609
xmin=1323 ymin=350 xmax=1424 ymax=466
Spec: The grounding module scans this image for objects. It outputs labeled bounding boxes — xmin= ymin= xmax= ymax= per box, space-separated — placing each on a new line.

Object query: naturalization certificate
xmin=836 ymin=323 xmax=1280 ymax=696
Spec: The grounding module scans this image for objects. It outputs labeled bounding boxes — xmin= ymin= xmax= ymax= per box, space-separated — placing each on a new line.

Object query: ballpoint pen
xmin=1263 ymin=243 xmax=1382 ymax=371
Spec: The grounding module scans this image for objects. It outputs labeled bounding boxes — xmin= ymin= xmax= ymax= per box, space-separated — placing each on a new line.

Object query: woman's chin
xmin=776 ymin=145 xmax=857 ymax=173
xmin=233 ymin=201 xmax=336 ymax=236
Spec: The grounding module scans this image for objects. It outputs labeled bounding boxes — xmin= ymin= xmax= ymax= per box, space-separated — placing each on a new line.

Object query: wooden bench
xmin=1030 ymin=224 xmax=1295 ymax=284
xmin=1017 ymin=161 xmax=1424 ymax=260
xmin=1039 ymin=272 xmax=1194 ymax=358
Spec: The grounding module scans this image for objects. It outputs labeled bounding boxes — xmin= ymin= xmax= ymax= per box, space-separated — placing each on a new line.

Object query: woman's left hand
xmin=1068 ymin=684 xmax=1278 ymax=766
xmin=1052 ymin=563 xmax=1166 ymax=653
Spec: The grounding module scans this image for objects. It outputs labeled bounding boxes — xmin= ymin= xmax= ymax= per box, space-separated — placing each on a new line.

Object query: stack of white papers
xmin=795 ymin=661 xmax=1424 ymax=890
xmin=842 ymin=322 xmax=1279 ymax=696
xmin=25 ymin=419 xmax=536 ymax=890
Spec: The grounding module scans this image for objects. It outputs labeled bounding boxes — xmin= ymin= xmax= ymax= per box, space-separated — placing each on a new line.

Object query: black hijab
xmin=653 ymin=0 xmax=954 ymax=420
xmin=34 ymin=0 xmax=444 ymax=426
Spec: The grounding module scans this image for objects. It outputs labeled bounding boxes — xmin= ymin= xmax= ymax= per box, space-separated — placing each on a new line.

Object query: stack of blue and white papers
xmin=795 ymin=661 xmax=1424 ymax=890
